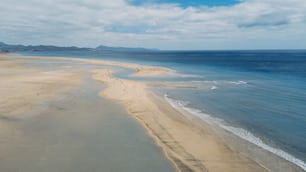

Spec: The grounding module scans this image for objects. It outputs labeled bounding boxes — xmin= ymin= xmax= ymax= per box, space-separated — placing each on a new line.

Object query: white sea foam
xmin=164 ymin=94 xmax=306 ymax=171
xmin=164 ymin=94 xmax=223 ymax=124
xmin=229 ymin=80 xmax=248 ymax=85
xmin=211 ymin=86 xmax=218 ymax=90
xmin=167 ymin=70 xmax=204 ymax=78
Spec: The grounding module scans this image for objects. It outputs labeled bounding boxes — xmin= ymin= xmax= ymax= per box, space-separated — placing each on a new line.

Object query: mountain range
xmin=0 ymin=42 xmax=158 ymax=53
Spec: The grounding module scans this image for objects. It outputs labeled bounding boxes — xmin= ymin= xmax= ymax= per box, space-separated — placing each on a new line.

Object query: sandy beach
xmin=0 ymin=54 xmax=81 ymax=118
xmin=0 ymin=53 xmax=175 ymax=172
xmin=1 ymin=53 xmax=298 ymax=172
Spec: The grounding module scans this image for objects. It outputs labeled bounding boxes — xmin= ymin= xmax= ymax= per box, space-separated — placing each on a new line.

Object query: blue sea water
xmin=19 ymin=50 xmax=306 ymax=170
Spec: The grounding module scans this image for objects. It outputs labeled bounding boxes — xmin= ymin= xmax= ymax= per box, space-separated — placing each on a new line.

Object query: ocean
xmin=19 ymin=50 xmax=306 ymax=170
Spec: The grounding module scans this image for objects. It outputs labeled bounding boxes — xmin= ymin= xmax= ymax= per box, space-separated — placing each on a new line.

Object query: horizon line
xmin=1 ymin=41 xmax=306 ymax=52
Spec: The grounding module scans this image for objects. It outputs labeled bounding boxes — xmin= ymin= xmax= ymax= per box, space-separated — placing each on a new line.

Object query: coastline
xmin=82 ymin=56 xmax=304 ymax=171
xmin=91 ymin=68 xmax=269 ymax=172
xmin=1 ymin=53 xmax=303 ymax=171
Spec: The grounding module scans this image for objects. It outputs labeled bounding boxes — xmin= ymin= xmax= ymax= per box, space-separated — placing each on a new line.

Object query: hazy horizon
xmin=2 ymin=41 xmax=306 ymax=51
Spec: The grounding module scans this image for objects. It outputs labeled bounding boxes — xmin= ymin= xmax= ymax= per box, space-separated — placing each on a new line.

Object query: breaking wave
xmin=164 ymin=94 xmax=306 ymax=171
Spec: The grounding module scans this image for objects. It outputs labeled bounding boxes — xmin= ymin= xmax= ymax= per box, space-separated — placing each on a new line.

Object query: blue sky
xmin=0 ymin=0 xmax=306 ymax=50
xmin=130 ymin=0 xmax=240 ymax=8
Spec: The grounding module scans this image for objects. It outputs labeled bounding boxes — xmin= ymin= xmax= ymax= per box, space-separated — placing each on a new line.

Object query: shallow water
xmin=0 ymin=66 xmax=175 ymax=172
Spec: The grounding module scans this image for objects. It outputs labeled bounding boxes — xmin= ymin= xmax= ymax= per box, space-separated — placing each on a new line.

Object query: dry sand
xmin=0 ymin=53 xmax=81 ymax=118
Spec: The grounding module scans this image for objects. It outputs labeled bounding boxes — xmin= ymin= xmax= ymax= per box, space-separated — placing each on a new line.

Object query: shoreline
xmin=1 ymin=53 xmax=304 ymax=171
xmin=163 ymin=93 xmax=306 ymax=172
xmin=91 ymin=68 xmax=267 ymax=171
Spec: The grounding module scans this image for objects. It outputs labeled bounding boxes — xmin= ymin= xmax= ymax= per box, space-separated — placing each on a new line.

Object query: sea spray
xmin=164 ymin=94 xmax=306 ymax=171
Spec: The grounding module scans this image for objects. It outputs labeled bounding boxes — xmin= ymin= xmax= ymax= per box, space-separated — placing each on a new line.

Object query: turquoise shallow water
xmin=0 ymin=59 xmax=175 ymax=172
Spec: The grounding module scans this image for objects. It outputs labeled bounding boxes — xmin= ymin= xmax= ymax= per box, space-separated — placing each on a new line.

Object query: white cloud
xmin=0 ymin=0 xmax=305 ymax=49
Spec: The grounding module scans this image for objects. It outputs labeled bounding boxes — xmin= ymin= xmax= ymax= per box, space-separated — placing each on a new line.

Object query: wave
xmin=211 ymin=86 xmax=218 ymax=90
xmin=167 ymin=70 xmax=203 ymax=78
xmin=164 ymin=94 xmax=306 ymax=171
xmin=229 ymin=80 xmax=248 ymax=85
xmin=170 ymin=80 xmax=249 ymax=90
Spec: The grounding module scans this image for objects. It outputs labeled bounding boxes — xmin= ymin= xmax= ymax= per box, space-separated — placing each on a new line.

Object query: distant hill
xmin=0 ymin=42 xmax=158 ymax=53
xmin=95 ymin=45 xmax=158 ymax=52
xmin=0 ymin=42 xmax=91 ymax=52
